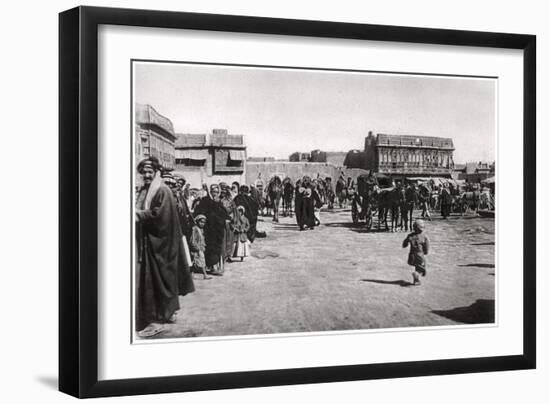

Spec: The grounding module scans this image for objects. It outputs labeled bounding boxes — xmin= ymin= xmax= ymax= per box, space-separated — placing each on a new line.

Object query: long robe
xmin=299 ymin=193 xmax=316 ymax=229
xmin=294 ymin=190 xmax=303 ymax=227
xmin=234 ymin=193 xmax=259 ymax=243
xmin=220 ymin=196 xmax=238 ymax=260
xmin=175 ymin=190 xmax=194 ymax=239
xmin=440 ymin=188 xmax=452 ymax=218
xmin=193 ymin=197 xmax=229 ymax=267
xmin=135 ymin=183 xmax=195 ymax=331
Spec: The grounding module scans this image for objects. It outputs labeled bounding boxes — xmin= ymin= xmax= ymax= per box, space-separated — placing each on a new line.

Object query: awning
xmin=228 ymin=149 xmax=245 ymax=161
xmin=175 ymin=149 xmax=209 ymax=160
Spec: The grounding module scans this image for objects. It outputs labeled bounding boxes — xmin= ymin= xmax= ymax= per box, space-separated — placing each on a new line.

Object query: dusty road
xmin=150 ymin=207 xmax=495 ymax=339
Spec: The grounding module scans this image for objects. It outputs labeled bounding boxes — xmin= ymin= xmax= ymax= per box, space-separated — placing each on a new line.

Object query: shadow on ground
xmin=272 ymin=224 xmax=302 ymax=231
xmin=432 ymin=299 xmax=495 ymax=324
xmin=458 ymin=263 xmax=495 ymax=268
xmin=361 ymin=278 xmax=412 ymax=287
xmin=251 ymin=250 xmax=280 ymax=259
xmin=324 ymin=221 xmax=400 ymax=234
xmin=324 ymin=222 xmax=357 ymax=228
xmin=471 ymin=242 xmax=495 ymax=246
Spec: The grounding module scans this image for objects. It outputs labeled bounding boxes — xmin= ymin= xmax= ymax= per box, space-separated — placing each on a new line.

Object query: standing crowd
xmin=135 ymin=161 xmax=488 ymax=336
xmin=134 ymin=156 xmax=261 ymax=337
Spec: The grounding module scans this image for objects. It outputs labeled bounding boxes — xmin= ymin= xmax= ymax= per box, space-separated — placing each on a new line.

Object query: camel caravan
xmin=252 ymin=171 xmax=495 ymax=232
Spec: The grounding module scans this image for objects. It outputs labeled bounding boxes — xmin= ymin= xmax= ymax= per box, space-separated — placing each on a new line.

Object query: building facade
xmin=135 ymin=104 xmax=177 ymax=170
xmin=174 ymin=129 xmax=247 ymax=188
xmin=345 ymin=131 xmax=455 ymax=178
xmin=453 ymin=161 xmax=495 ymax=182
xmin=289 ymin=151 xmax=312 ymax=162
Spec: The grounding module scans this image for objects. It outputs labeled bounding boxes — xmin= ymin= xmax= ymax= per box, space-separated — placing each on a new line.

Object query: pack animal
xmin=267 ymin=176 xmax=283 ymax=222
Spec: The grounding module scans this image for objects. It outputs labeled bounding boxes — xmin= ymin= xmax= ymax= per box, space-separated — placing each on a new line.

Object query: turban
xmin=137 ymin=156 xmax=161 ymax=173
xmin=195 ymin=214 xmax=207 ymax=222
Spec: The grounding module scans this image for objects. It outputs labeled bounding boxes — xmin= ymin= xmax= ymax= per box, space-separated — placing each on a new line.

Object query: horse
xmin=266 ymin=175 xmax=283 ymax=222
xmin=375 ymin=187 xmax=403 ymax=232
xmin=460 ymin=190 xmax=481 ymax=215
xmin=314 ymin=177 xmax=327 ymax=205
xmin=351 ymin=182 xmax=377 ymax=229
xmin=325 ymin=177 xmax=335 ymax=209
xmin=335 ymin=176 xmax=348 ymax=208
xmin=282 ymin=177 xmax=294 ymax=217
xmin=479 ymin=189 xmax=494 ymax=210
xmin=402 ymin=183 xmax=418 ymax=231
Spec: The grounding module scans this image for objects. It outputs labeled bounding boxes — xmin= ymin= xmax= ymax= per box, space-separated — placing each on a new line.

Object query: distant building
xmin=453 ymin=161 xmax=495 ymax=182
xmin=135 ymin=104 xmax=177 ymax=170
xmin=309 ymin=150 xmax=348 ymax=166
xmin=290 ymin=150 xmax=347 ymax=166
xmin=289 ymin=151 xmax=311 ymax=162
xmin=344 ymin=131 xmax=455 ymax=178
xmin=324 ymin=152 xmax=349 ymax=167
xmin=247 ymin=156 xmax=276 ymax=162
xmin=174 ymin=129 xmax=246 ymax=187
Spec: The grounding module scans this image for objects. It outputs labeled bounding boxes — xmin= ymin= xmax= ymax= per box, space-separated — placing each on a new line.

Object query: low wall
xmin=245 ymin=162 xmax=370 ymax=187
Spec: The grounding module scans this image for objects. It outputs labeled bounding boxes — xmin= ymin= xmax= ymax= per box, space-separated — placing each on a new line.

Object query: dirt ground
xmin=150 ymin=207 xmax=495 ymax=339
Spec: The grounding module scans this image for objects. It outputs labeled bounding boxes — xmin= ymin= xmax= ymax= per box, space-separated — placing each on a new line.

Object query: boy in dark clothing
xmin=402 ymin=219 xmax=430 ymax=285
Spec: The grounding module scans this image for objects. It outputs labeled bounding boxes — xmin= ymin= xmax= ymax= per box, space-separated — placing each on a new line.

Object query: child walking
xmin=232 ymin=206 xmax=251 ymax=261
xmin=189 ymin=214 xmax=212 ymax=280
xmin=402 ymin=219 xmax=430 ymax=285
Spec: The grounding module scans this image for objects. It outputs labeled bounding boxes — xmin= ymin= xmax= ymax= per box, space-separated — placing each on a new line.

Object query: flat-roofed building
xmin=174 ymin=129 xmax=247 ymax=188
xmin=453 ymin=161 xmax=495 ymax=182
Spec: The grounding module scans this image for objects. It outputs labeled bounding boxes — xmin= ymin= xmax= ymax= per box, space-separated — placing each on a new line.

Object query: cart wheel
xmin=365 ymin=212 xmax=373 ymax=230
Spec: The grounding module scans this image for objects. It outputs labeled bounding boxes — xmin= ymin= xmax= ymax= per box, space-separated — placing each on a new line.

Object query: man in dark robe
xmin=193 ymin=184 xmax=229 ymax=275
xmin=294 ymin=180 xmax=304 ymax=228
xmin=440 ymin=183 xmax=453 ymax=219
xmin=249 ymin=185 xmax=263 ymax=217
xmin=299 ymin=186 xmax=316 ymax=230
xmin=234 ymin=185 xmax=260 ymax=243
xmin=135 ymin=157 xmax=195 ymax=337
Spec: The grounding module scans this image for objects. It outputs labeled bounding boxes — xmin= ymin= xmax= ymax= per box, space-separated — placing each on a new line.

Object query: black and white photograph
xmin=133 ymin=61 xmax=496 ymax=340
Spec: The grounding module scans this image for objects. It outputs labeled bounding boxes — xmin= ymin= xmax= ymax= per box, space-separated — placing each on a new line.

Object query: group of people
xmin=134 ymin=156 xmax=261 ymax=337
xmin=294 ymin=178 xmax=323 ymax=230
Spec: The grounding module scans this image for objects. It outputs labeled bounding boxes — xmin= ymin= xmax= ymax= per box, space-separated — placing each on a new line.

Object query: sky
xmin=134 ymin=62 xmax=496 ymax=163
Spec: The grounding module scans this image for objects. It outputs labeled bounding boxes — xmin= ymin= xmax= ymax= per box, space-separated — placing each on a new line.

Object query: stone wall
xmin=245 ymin=161 xmax=370 ymax=187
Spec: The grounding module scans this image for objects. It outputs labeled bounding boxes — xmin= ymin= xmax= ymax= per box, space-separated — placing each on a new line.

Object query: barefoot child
xmin=402 ymin=219 xmax=429 ymax=285
xmin=232 ymin=206 xmax=251 ymax=261
xmin=189 ymin=215 xmax=211 ymax=279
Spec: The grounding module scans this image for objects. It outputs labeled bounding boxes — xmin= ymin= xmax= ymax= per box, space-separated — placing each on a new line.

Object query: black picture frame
xmin=59 ymin=6 xmax=536 ymax=398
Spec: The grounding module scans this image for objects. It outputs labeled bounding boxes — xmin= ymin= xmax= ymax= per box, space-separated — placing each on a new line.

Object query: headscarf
xmin=137 ymin=157 xmax=161 ymax=174
xmin=234 ymin=205 xmax=248 ymax=230
xmin=144 ymin=170 xmax=163 ymax=210
xmin=136 ymin=157 xmax=163 ymax=210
